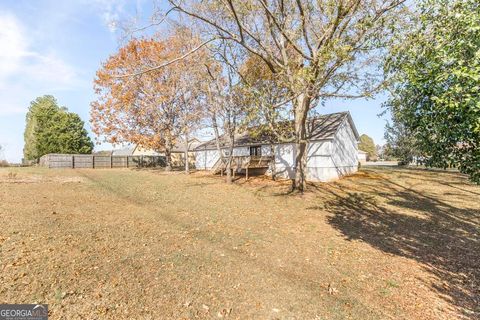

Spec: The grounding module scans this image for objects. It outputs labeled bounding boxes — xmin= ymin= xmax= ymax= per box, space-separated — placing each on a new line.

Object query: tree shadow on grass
xmin=317 ymin=174 xmax=480 ymax=318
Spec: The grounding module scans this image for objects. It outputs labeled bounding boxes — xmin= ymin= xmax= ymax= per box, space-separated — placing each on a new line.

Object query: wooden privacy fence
xmin=39 ymin=154 xmax=166 ymax=169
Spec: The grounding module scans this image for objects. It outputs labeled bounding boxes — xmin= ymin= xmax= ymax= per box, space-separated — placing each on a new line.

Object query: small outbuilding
xmin=358 ymin=150 xmax=368 ymax=163
xmin=131 ymin=138 xmax=201 ymax=167
xmin=194 ymin=111 xmax=361 ymax=182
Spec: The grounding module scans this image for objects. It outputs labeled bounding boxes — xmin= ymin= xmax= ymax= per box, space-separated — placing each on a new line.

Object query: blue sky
xmin=0 ymin=0 xmax=390 ymax=163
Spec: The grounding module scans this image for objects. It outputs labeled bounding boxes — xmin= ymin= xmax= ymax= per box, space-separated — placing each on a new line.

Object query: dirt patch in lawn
xmin=0 ymin=174 xmax=85 ymax=184
xmin=0 ymin=168 xmax=86 ymax=184
xmin=0 ymin=167 xmax=478 ymax=319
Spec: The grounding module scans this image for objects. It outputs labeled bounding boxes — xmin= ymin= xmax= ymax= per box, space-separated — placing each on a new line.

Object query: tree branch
xmin=170 ymin=1 xmax=279 ymax=73
xmin=256 ymin=0 xmax=312 ymax=61
xmin=295 ymin=0 xmax=314 ymax=57
xmin=113 ymin=38 xmax=216 ymax=78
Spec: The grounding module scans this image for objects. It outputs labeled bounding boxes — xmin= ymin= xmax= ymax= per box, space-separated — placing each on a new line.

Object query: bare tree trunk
xmin=184 ymin=130 xmax=190 ymax=174
xmin=184 ymin=141 xmax=189 ymax=174
xmin=211 ymin=113 xmax=223 ymax=160
xmin=270 ymin=143 xmax=276 ymax=181
xmin=225 ymin=142 xmax=234 ymax=184
xmin=293 ymin=93 xmax=310 ymax=192
xmin=165 ymin=135 xmax=173 ymax=172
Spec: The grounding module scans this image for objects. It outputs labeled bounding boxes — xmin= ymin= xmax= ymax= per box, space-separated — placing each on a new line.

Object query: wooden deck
xmin=212 ymin=155 xmax=273 ymax=180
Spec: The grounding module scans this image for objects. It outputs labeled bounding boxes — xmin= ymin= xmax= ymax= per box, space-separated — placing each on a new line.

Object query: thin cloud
xmin=0 ymin=12 xmax=29 ymax=82
xmin=83 ymin=0 xmax=127 ymax=32
xmin=0 ymin=11 xmax=79 ymax=115
xmin=83 ymin=0 xmax=155 ymax=33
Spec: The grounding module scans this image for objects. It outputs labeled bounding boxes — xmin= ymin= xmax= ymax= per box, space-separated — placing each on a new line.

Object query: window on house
xmin=250 ymin=146 xmax=262 ymax=156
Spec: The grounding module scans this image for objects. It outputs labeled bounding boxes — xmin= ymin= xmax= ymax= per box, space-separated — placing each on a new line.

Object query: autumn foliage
xmin=91 ymin=29 xmax=208 ymax=170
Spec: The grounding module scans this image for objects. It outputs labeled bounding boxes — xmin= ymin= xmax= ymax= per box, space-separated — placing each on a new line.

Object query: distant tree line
xmin=24 ymin=95 xmax=93 ymax=161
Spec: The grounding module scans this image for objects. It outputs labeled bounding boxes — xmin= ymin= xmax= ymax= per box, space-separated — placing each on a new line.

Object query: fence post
xmin=110 ymin=156 xmax=113 ymax=168
xmin=126 ymin=156 xmax=129 ymax=168
xmin=92 ymin=155 xmax=95 ymax=169
xmin=71 ymin=155 xmax=74 ymax=169
xmin=141 ymin=155 xmax=144 ymax=168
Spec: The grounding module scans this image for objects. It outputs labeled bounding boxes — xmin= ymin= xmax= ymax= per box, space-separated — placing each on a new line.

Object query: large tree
xmin=165 ymin=0 xmax=406 ymax=191
xmin=385 ymin=0 xmax=480 ymax=183
xmin=23 ymin=95 xmax=93 ymax=160
xmin=358 ymin=134 xmax=377 ymax=160
xmin=91 ymin=30 xmax=209 ymax=171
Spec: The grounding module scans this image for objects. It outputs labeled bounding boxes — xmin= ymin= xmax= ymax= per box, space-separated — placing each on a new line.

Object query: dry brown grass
xmin=0 ymin=167 xmax=478 ymax=319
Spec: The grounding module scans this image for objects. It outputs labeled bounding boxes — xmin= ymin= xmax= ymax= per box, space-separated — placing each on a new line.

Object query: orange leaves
xmin=90 ymin=28 xmax=211 ymax=151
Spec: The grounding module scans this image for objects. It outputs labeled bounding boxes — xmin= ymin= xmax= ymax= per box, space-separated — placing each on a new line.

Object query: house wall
xmin=358 ymin=152 xmax=367 ymax=163
xmin=195 ymin=142 xmax=331 ymax=181
xmin=307 ymin=141 xmax=337 ymax=181
xmin=329 ymin=120 xmax=359 ymax=179
xmin=195 ymin=144 xmax=280 ymax=169
xmin=232 ymin=147 xmax=249 ymax=156
xmin=195 ymin=149 xmax=221 ymax=169
xmin=273 ymin=143 xmax=296 ymax=179
xmin=273 ymin=141 xmax=338 ymax=182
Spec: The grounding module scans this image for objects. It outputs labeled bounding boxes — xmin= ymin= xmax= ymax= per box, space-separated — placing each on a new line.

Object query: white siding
xmin=195 ymin=149 xmax=220 ymax=169
xmin=358 ymin=151 xmax=367 ymax=163
xmin=195 ymin=145 xmax=274 ymax=169
xmin=274 ymin=143 xmax=296 ymax=179
xmin=232 ymin=146 xmax=249 ymax=156
xmin=306 ymin=141 xmax=337 ymax=181
xmin=332 ymin=120 xmax=359 ymax=167
xmin=273 ymin=140 xmax=343 ymax=182
xmin=326 ymin=120 xmax=359 ymax=180
xmin=195 ymin=146 xmax=256 ymax=169
xmin=261 ymin=145 xmax=273 ymax=156
xmin=307 ymin=141 xmax=333 ymax=167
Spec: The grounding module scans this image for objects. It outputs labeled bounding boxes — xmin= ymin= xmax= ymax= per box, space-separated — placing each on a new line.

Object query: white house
xmin=358 ymin=150 xmax=368 ymax=163
xmin=194 ymin=112 xmax=361 ymax=182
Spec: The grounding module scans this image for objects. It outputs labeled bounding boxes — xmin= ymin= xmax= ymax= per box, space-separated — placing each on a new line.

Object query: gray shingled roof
xmin=195 ymin=112 xmax=358 ymax=150
xmin=171 ymin=138 xmax=202 ymax=153
xmin=112 ymin=146 xmax=136 ymax=156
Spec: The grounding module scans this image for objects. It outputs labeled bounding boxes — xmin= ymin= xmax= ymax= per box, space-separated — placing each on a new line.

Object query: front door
xmin=250 ymin=146 xmax=262 ymax=156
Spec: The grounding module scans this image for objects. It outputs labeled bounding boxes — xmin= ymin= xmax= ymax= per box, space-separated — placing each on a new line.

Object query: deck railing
xmin=212 ymin=155 xmax=274 ymax=179
xmin=220 ymin=155 xmax=273 ymax=168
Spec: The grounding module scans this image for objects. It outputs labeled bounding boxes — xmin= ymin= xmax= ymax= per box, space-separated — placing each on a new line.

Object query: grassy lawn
xmin=0 ymin=167 xmax=478 ymax=319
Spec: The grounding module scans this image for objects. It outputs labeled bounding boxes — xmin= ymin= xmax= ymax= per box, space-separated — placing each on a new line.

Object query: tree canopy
xmin=91 ymin=29 xmax=210 ymax=171
xmin=167 ymin=0 xmax=407 ymax=191
xmin=385 ymin=0 xmax=480 ymax=182
xmin=358 ymin=134 xmax=377 ymax=160
xmin=23 ymin=95 xmax=93 ymax=160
